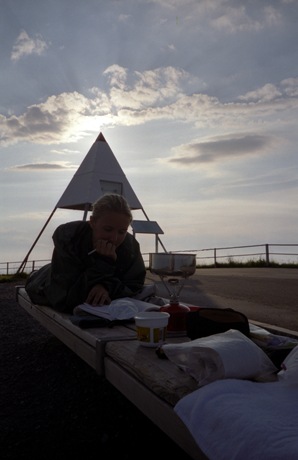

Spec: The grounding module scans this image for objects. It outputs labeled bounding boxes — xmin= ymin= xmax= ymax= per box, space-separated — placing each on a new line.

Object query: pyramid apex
xmin=96 ymin=132 xmax=106 ymax=142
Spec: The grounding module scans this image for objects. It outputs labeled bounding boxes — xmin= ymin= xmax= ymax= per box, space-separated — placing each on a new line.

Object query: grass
xmin=0 ymin=272 xmax=28 ymax=283
xmin=197 ymin=257 xmax=298 ymax=269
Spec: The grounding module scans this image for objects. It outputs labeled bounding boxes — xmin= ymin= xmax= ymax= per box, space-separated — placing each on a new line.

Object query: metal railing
xmin=2 ymin=243 xmax=298 ymax=276
xmin=197 ymin=243 xmax=298 ymax=267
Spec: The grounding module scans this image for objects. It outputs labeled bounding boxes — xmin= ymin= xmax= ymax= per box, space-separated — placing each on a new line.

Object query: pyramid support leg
xmin=17 ymin=208 xmax=57 ymax=274
xmin=141 ymin=208 xmax=167 ymax=253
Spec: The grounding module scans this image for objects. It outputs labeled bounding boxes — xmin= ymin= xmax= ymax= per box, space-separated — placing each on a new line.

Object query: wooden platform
xmin=16 ymin=285 xmax=207 ymax=459
xmin=16 ymin=286 xmax=136 ymax=375
xmin=16 ymin=285 xmax=298 ymax=460
xmin=104 ymin=339 xmax=208 ymax=458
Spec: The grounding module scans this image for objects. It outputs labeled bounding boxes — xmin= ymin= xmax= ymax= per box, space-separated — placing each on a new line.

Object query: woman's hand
xmin=94 ymin=239 xmax=117 ymax=261
xmin=86 ymin=284 xmax=111 ymax=306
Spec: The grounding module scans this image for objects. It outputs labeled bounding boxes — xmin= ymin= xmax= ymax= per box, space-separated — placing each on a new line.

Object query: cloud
xmin=0 ymin=91 xmax=93 ymax=146
xmin=0 ymin=65 xmax=298 ymax=148
xmin=11 ymin=30 xmax=49 ymax=62
xmin=239 ymin=84 xmax=282 ymax=102
xmin=118 ymin=14 xmax=131 ymax=22
xmin=103 ymin=65 xmax=189 ymax=107
xmin=281 ymin=78 xmax=298 ymax=97
xmin=211 ymin=5 xmax=282 ymax=33
xmin=103 ymin=64 xmax=128 ymax=89
xmin=166 ymin=44 xmax=176 ymax=52
xmin=166 ymin=133 xmax=274 ymax=166
xmin=154 ymin=1 xmax=283 ymax=33
xmin=50 ymin=148 xmax=81 ymax=155
xmin=0 ymin=66 xmax=191 ymax=146
xmin=11 ymin=162 xmax=76 ymax=171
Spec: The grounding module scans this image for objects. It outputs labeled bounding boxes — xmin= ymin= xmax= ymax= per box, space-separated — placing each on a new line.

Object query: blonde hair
xmin=92 ymin=194 xmax=132 ymax=222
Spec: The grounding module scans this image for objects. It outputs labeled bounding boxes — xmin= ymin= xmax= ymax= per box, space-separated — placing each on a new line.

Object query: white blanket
xmin=174 ymin=378 xmax=298 ymax=460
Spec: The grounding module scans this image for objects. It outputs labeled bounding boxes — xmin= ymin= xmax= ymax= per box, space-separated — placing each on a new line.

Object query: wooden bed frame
xmin=15 ymin=286 xmax=136 ymax=375
xmin=15 ymin=285 xmax=207 ymax=458
xmin=15 ymin=285 xmax=298 ymax=460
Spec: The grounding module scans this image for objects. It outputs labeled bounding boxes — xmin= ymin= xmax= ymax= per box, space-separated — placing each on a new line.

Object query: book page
xmin=74 ymin=297 xmax=160 ymax=321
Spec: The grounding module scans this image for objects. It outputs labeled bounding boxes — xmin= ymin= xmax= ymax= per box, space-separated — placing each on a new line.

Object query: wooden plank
xmin=104 ymin=357 xmax=207 ymax=460
xmin=16 ymin=286 xmax=137 ymax=375
xmin=249 ymin=319 xmax=298 ymax=339
xmin=105 ymin=339 xmax=197 ymax=406
xmin=16 ymin=287 xmax=137 ymax=342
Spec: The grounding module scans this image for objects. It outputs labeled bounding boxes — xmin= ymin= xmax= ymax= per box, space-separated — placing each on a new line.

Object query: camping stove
xmin=149 ymin=253 xmax=197 ymax=334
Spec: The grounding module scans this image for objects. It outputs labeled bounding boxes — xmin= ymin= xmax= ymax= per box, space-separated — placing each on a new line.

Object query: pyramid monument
xmin=18 ymin=132 xmax=164 ymax=272
xmin=56 ymin=132 xmax=143 ymax=217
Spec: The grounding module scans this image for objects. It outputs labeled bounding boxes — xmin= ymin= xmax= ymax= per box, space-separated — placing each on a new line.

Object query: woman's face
xmin=89 ymin=211 xmax=131 ymax=247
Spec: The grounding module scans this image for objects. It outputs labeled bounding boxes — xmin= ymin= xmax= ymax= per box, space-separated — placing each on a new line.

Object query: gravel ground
xmin=1 ymin=281 xmax=192 ymax=460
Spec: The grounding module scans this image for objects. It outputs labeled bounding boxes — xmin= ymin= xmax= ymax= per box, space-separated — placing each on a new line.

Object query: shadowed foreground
xmin=1 ymin=282 xmax=191 ymax=460
xmin=4 ymin=267 xmax=297 ymax=459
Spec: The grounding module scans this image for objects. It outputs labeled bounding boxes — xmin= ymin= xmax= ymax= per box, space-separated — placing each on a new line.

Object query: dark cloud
xmin=167 ymin=134 xmax=272 ymax=165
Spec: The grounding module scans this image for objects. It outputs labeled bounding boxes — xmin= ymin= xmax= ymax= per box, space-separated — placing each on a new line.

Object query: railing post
xmin=265 ymin=244 xmax=269 ymax=266
xmin=6 ymin=262 xmax=9 ymax=275
xmin=214 ymin=248 xmax=217 ymax=267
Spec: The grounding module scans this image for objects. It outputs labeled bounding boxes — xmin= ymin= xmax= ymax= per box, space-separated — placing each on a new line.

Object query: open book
xmin=74 ymin=297 xmax=161 ymax=321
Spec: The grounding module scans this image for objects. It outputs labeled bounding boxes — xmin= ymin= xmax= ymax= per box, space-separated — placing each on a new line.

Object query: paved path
xmin=146 ymin=268 xmax=298 ymax=332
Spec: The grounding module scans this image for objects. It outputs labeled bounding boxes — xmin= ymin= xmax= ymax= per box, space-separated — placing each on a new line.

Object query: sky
xmin=1 ymin=0 xmax=298 ymax=270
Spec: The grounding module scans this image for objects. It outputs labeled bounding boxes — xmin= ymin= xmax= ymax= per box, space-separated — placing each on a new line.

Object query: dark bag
xmin=186 ymin=307 xmax=250 ymax=340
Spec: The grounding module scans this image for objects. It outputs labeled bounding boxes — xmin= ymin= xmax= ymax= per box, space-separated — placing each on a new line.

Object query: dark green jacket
xmin=25 ymin=221 xmax=146 ymax=313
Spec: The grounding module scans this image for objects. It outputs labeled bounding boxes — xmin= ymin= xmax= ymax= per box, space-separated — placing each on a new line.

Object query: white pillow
xmin=162 ymin=329 xmax=278 ymax=387
xmin=278 ymin=345 xmax=298 ymax=381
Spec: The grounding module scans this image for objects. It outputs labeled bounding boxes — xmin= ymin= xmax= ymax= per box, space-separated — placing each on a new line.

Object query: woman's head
xmin=89 ymin=194 xmax=132 ymax=247
xmin=91 ymin=193 xmax=132 ymax=222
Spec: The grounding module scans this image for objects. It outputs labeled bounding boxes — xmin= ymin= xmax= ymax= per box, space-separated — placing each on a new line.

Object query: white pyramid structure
xmin=56 ymin=132 xmax=143 ymax=214
xmin=18 ymin=132 xmax=165 ymax=272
